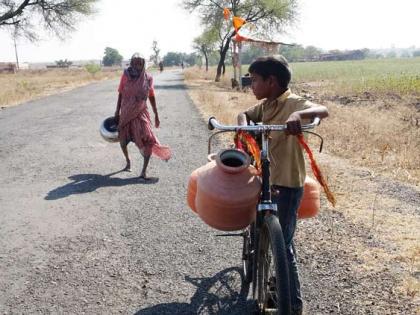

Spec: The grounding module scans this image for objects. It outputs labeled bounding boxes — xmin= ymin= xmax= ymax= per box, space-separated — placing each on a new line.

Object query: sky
xmin=0 ymin=0 xmax=419 ymax=63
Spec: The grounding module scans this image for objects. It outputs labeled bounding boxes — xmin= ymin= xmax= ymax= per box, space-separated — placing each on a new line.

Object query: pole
xmin=238 ymin=41 xmax=242 ymax=90
xmin=232 ymin=41 xmax=237 ymax=84
xmin=13 ymin=35 xmax=19 ymax=71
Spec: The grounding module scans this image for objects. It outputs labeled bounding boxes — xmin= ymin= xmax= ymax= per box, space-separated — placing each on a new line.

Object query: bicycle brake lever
xmin=303 ymin=131 xmax=324 ymax=153
xmin=208 ymin=116 xmax=216 ymax=130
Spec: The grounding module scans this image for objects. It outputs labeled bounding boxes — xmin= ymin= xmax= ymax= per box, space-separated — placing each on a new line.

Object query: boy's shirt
xmin=245 ymin=89 xmax=316 ymax=188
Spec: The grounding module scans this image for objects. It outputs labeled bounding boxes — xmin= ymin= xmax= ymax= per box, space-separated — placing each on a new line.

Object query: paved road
xmin=0 ymin=70 xmax=250 ymax=314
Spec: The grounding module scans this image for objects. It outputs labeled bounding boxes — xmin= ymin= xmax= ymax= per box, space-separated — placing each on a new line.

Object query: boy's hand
xmin=285 ymin=112 xmax=302 ymax=135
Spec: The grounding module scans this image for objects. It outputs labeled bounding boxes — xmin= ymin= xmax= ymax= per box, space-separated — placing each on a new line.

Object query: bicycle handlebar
xmin=208 ymin=116 xmax=320 ymax=132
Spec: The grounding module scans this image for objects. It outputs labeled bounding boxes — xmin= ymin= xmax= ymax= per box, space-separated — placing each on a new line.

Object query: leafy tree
xmin=193 ymin=29 xmax=217 ymax=71
xmin=241 ymin=45 xmax=265 ymax=65
xmin=413 ymin=50 xmax=420 ymax=57
xmin=303 ymin=45 xmax=322 ymax=61
xmin=386 ymin=51 xmax=397 ymax=59
xmin=163 ymin=52 xmax=183 ymax=66
xmin=102 ymin=47 xmax=123 ymax=67
xmin=184 ymin=0 xmax=298 ymax=81
xmin=162 ymin=52 xmax=198 ymax=67
xmin=55 ymin=59 xmax=72 ymax=68
xmin=279 ymin=44 xmax=305 ymax=62
xmin=0 ymin=0 xmax=98 ymax=41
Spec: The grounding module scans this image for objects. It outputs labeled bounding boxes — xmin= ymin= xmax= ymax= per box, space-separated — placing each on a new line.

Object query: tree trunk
xmin=204 ymin=51 xmax=209 ymax=71
xmin=215 ymin=37 xmax=231 ymax=82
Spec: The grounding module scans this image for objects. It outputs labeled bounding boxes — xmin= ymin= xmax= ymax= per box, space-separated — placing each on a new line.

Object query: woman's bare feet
xmin=123 ymin=161 xmax=131 ymax=172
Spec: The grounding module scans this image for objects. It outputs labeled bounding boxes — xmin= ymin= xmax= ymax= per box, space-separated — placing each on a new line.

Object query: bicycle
xmin=207 ymin=116 xmax=321 ymax=315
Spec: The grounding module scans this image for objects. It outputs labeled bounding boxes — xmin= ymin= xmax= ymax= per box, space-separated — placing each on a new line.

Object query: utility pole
xmin=13 ymin=35 xmax=19 ymax=70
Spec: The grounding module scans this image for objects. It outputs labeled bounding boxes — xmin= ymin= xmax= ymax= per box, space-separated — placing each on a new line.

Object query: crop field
xmin=289 ymin=57 xmax=420 ymax=96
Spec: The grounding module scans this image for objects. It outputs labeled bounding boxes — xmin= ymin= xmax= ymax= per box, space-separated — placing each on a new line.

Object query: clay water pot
xmin=194 ymin=149 xmax=261 ymax=231
xmin=186 ymin=155 xmax=216 ymax=213
xmin=297 ymin=176 xmax=320 ymax=219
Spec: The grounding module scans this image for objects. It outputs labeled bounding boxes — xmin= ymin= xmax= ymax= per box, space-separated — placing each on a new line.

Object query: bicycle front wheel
xmin=256 ymin=214 xmax=291 ymax=314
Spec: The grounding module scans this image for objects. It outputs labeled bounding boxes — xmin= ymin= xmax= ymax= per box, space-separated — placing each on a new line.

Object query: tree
xmin=303 ymin=45 xmax=322 ymax=61
xmin=193 ymin=29 xmax=217 ymax=71
xmin=102 ymin=47 xmax=123 ymax=67
xmin=151 ymin=40 xmax=160 ymax=66
xmin=279 ymin=44 xmax=305 ymax=62
xmin=184 ymin=0 xmax=298 ymax=81
xmin=162 ymin=52 xmax=198 ymax=67
xmin=0 ymin=0 xmax=98 ymax=41
xmin=55 ymin=59 xmax=72 ymax=68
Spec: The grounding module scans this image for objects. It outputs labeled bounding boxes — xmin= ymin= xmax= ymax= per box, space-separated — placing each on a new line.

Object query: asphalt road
xmin=0 ymin=70 xmax=250 ymax=314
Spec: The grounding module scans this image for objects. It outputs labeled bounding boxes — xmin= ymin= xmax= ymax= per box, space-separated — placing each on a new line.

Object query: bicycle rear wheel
xmin=256 ymin=214 xmax=291 ymax=314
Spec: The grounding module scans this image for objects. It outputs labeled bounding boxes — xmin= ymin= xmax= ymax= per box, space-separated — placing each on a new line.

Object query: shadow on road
xmin=154 ymin=84 xmax=186 ymax=90
xmin=45 ymin=170 xmax=158 ymax=200
xmin=134 ymin=267 xmax=253 ymax=315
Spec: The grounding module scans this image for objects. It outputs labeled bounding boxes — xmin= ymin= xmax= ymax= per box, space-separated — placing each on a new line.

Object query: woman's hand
xmin=155 ymin=116 xmax=160 ymax=128
xmin=114 ymin=112 xmax=120 ymax=124
xmin=285 ymin=112 xmax=302 ymax=135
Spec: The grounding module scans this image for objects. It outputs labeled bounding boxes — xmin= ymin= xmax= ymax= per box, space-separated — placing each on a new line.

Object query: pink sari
xmin=118 ymin=69 xmax=171 ymax=161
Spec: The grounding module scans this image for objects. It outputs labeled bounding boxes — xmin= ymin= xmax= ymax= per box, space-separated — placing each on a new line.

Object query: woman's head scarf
xmin=126 ymin=52 xmax=145 ymax=80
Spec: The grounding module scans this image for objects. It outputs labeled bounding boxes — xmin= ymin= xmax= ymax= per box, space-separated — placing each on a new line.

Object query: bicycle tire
xmin=256 ymin=214 xmax=291 ymax=314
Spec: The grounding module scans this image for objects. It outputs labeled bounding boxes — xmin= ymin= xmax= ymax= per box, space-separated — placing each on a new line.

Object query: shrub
xmin=84 ymin=64 xmax=101 ymax=75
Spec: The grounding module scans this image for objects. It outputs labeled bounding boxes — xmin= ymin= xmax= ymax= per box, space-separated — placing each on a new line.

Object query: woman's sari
xmin=118 ymin=68 xmax=171 ymax=161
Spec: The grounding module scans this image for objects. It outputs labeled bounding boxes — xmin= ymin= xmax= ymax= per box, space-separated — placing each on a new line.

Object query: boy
xmin=237 ymin=56 xmax=329 ymax=315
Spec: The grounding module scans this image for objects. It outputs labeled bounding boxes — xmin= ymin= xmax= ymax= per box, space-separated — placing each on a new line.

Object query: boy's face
xmin=250 ymin=73 xmax=271 ymax=100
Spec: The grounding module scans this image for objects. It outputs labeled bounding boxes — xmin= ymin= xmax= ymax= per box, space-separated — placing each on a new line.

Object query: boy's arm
xmin=286 ymin=104 xmax=329 ymax=135
xmin=238 ymin=103 xmax=262 ymax=126
xmin=237 ymin=112 xmax=249 ymax=126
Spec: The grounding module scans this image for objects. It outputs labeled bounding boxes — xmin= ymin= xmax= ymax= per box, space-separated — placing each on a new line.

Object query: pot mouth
xmin=216 ymin=149 xmax=250 ymax=173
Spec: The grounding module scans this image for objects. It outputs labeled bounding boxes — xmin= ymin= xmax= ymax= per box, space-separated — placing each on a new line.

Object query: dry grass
xmin=185 ymin=65 xmax=420 ymax=186
xmin=184 ymin=64 xmax=420 ymax=306
xmin=0 ymin=68 xmax=121 ymax=108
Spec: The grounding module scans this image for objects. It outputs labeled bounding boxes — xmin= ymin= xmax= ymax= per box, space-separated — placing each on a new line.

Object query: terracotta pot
xmin=297 ymin=176 xmax=320 ymax=219
xmin=194 ymin=149 xmax=261 ymax=231
xmin=186 ymin=154 xmax=218 ymax=213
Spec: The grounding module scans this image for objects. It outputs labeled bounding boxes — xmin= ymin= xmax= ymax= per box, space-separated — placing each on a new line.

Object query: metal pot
xmin=100 ymin=116 xmax=119 ymax=143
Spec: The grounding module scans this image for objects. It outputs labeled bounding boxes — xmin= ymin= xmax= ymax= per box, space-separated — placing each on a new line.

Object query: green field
xmin=241 ymin=57 xmax=420 ymax=96
xmin=290 ymin=58 xmax=420 ymax=95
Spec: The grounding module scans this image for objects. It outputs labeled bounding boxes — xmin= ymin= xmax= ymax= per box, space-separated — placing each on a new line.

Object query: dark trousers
xmin=271 ymin=185 xmax=304 ymax=313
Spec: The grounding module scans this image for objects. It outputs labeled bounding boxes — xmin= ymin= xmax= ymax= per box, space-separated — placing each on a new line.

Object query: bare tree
xmin=151 ymin=40 xmax=160 ymax=66
xmin=0 ymin=0 xmax=98 ymax=41
xmin=184 ymin=0 xmax=298 ymax=81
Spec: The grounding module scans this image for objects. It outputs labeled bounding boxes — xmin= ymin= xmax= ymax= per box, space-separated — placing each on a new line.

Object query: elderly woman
xmin=114 ymin=53 xmax=171 ymax=179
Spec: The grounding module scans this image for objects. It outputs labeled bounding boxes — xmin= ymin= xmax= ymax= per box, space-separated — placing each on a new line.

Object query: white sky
xmin=0 ymin=0 xmax=419 ymax=63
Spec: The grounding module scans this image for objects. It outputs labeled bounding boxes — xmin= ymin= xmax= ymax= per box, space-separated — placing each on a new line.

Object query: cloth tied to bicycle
xmin=297 ymin=134 xmax=336 ymax=207
xmin=235 ymin=130 xmax=336 ymax=207
xmin=234 ymin=131 xmax=261 ymax=173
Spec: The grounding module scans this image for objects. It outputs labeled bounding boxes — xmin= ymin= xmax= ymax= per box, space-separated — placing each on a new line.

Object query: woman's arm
xmin=149 ymin=96 xmax=160 ymax=128
xmin=115 ymin=93 xmax=122 ymax=122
